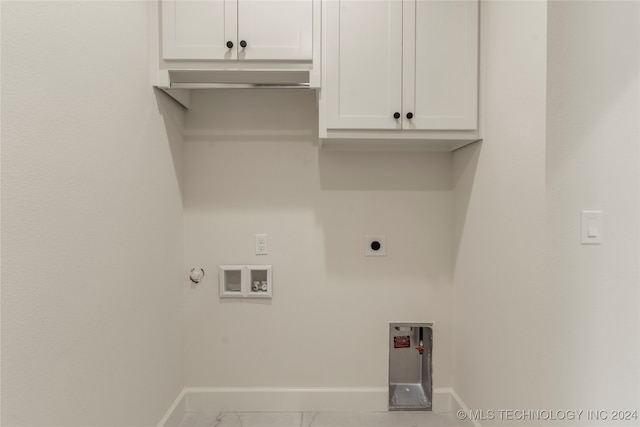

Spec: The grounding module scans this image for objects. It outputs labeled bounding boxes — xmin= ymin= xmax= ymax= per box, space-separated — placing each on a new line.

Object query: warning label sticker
xmin=393 ymin=336 xmax=411 ymax=348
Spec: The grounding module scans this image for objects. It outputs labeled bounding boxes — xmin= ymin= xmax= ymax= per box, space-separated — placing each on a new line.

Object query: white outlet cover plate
xmin=255 ymin=234 xmax=268 ymax=255
xmin=365 ymin=235 xmax=386 ymax=256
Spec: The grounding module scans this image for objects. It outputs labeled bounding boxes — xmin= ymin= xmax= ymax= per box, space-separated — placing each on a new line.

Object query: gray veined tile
xmin=235 ymin=412 xmax=303 ymax=427
xmin=212 ymin=412 xmax=243 ymax=427
xmin=309 ymin=411 xmax=409 ymax=427
xmin=178 ymin=412 xmax=200 ymax=427
xmin=403 ymin=411 xmax=460 ymax=427
xmin=193 ymin=412 xmax=226 ymax=427
xmin=183 ymin=411 xmax=460 ymax=427
xmin=302 ymin=412 xmax=319 ymax=427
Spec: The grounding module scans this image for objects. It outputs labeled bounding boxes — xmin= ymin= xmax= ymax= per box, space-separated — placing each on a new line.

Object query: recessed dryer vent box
xmin=219 ymin=265 xmax=246 ymax=298
xmin=389 ymin=322 xmax=433 ymax=411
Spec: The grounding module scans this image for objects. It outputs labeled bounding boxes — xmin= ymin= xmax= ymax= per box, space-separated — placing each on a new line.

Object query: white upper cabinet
xmin=162 ymin=0 xmax=313 ymax=61
xmin=162 ymin=0 xmax=236 ymax=60
xmin=405 ymin=0 xmax=478 ymax=130
xmin=323 ymin=0 xmax=478 ymax=134
xmin=325 ymin=0 xmax=403 ymax=129
xmin=237 ymin=1 xmax=313 ymax=60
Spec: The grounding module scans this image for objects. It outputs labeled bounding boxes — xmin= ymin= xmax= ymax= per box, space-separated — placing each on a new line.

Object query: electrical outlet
xmin=255 ymin=234 xmax=268 ymax=255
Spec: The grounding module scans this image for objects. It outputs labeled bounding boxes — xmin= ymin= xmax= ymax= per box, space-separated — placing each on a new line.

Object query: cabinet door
xmin=162 ymin=0 xmax=237 ymax=60
xmin=238 ymin=0 xmax=313 ymax=60
xmin=403 ymin=0 xmax=478 ymax=130
xmin=325 ymin=0 xmax=403 ymax=129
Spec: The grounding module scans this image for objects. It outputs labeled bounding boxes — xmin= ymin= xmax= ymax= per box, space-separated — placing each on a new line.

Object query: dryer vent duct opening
xmin=389 ymin=323 xmax=433 ymax=411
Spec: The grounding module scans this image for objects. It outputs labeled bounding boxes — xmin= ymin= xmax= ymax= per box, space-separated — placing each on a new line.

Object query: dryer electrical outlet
xmin=365 ymin=235 xmax=386 ymax=256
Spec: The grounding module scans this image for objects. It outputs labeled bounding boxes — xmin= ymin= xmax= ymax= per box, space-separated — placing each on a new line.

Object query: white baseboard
xmin=432 ymin=387 xmax=453 ymax=412
xmin=156 ymin=389 xmax=186 ymax=427
xmin=449 ymin=388 xmax=482 ymax=427
xmin=157 ymin=387 xmax=459 ymax=427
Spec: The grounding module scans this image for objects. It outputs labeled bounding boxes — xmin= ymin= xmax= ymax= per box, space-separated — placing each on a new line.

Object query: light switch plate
xmin=581 ymin=211 xmax=603 ymax=245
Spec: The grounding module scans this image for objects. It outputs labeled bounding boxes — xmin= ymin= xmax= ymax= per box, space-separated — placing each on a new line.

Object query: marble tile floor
xmin=178 ymin=411 xmax=460 ymax=427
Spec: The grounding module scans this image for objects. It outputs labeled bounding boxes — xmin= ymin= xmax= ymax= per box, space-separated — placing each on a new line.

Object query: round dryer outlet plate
xmin=365 ymin=235 xmax=386 ymax=256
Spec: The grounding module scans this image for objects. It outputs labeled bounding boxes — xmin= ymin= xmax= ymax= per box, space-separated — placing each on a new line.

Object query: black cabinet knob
xmin=240 ymin=40 xmax=247 ymax=48
xmin=393 ymin=112 xmax=401 ymax=119
xmin=226 ymin=41 xmax=233 ymax=49
xmin=406 ymin=112 xmax=414 ymax=119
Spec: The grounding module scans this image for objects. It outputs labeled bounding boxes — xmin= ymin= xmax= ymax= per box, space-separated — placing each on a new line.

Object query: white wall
xmin=1 ymin=2 xmax=184 ymax=426
xmin=452 ymin=1 xmax=547 ymax=423
xmin=545 ymin=0 xmax=640 ymax=420
xmin=182 ymin=89 xmax=454 ymax=390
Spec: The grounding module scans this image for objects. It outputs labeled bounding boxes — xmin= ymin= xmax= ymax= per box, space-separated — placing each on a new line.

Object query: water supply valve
xmin=416 ymin=340 xmax=424 ymax=355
